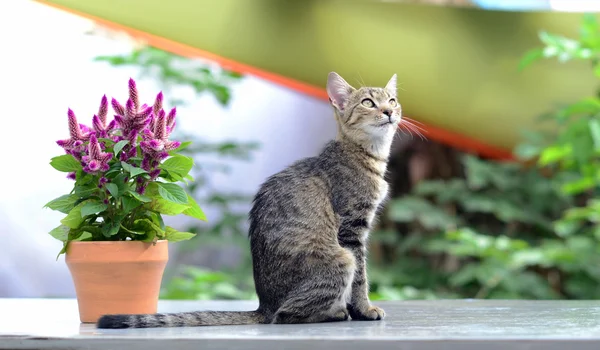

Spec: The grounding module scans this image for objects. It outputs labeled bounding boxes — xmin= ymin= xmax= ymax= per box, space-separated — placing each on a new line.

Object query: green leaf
xmin=165 ymin=226 xmax=196 ymax=242
xmin=80 ymin=201 xmax=108 ymax=217
xmin=558 ymin=98 xmax=600 ymax=118
xmin=56 ymin=242 xmax=68 ymax=260
xmin=561 ymin=176 xmax=596 ymax=195
xmin=73 ymin=231 xmax=93 ymax=241
xmin=157 ymin=182 xmax=188 ymax=204
xmin=102 ymin=218 xmax=123 ymax=237
xmin=127 ymin=190 xmax=152 ymax=203
xmin=50 ymin=154 xmax=82 ymax=172
xmin=105 ymin=183 xmax=120 ymax=198
xmin=44 ymin=194 xmax=79 ymax=214
xmin=132 ymin=218 xmax=165 ymax=242
xmin=161 ymin=154 xmax=194 ymax=178
xmin=554 ymin=220 xmax=581 ymax=237
xmin=149 ymin=211 xmax=166 ymax=231
xmin=170 ymin=141 xmax=192 ymax=153
xmin=122 ymin=196 xmax=142 ymax=214
xmin=121 ymin=161 xmax=148 ymax=177
xmin=48 ymin=225 xmax=70 ymax=241
xmin=182 ymin=194 xmax=207 ymax=221
xmin=145 ymin=183 xmax=190 ymax=215
xmin=594 ymin=64 xmax=600 ymax=79
xmin=589 ymin=119 xmax=600 ymax=151
xmin=539 ymin=31 xmax=561 ymax=47
xmin=580 ymin=13 xmax=600 ymax=46
xmin=74 ymin=185 xmax=98 ymax=198
xmin=449 ymin=263 xmax=479 ymax=287
xmin=60 ymin=201 xmax=90 ymax=229
xmin=120 ymin=224 xmax=145 ymax=236
xmin=513 ymin=143 xmax=542 ymax=161
xmin=113 ymin=140 xmax=129 ymax=155
xmin=519 ymin=48 xmax=544 ymax=71
xmin=538 ymin=144 xmax=572 ymax=166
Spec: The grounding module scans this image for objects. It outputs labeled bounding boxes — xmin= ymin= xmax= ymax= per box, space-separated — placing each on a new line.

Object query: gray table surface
xmin=1 ymin=299 xmax=599 ymax=349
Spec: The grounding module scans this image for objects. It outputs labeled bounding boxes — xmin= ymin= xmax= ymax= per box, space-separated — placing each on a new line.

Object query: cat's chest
xmin=375 ymin=180 xmax=389 ymax=207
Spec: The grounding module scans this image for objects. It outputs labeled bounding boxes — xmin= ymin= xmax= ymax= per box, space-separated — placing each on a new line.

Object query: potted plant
xmin=44 ymin=78 xmax=206 ymax=323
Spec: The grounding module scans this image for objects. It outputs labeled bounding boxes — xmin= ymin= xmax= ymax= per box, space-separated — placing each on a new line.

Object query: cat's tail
xmin=96 ymin=310 xmax=266 ymax=329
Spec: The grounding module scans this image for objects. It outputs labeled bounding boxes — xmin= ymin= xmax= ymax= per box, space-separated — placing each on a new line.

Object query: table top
xmin=1 ymin=299 xmax=600 ymax=349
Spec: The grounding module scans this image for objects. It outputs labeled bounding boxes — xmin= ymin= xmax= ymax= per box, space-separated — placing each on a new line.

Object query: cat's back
xmin=248 ymin=142 xmax=342 ymax=236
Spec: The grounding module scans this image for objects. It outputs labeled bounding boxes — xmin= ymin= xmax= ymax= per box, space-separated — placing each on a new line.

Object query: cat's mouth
xmin=376 ymin=120 xmax=397 ymax=128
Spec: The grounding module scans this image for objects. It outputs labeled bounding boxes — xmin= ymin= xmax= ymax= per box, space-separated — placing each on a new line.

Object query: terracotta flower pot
xmin=66 ymin=240 xmax=169 ymax=323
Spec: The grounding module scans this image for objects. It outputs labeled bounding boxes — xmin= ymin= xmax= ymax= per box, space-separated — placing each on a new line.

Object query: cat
xmin=97 ymin=71 xmax=401 ymax=328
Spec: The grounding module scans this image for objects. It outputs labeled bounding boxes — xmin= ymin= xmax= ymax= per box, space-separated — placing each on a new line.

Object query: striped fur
xmin=97 ymin=72 xmax=400 ymax=329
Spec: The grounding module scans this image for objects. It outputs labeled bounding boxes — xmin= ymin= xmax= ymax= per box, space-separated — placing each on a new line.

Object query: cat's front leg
xmin=345 ymin=245 xmax=385 ymax=321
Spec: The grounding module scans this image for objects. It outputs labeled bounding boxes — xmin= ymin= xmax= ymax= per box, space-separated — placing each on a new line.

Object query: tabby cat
xmin=97 ymin=72 xmax=401 ymax=328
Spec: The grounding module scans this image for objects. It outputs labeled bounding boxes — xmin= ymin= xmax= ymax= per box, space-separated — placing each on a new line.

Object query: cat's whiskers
xmin=396 ymin=125 xmax=413 ymax=139
xmin=399 ymin=119 xmax=427 ymax=140
xmin=403 ymin=123 xmax=426 ymax=140
xmin=403 ymin=117 xmax=426 ymax=127
xmin=356 ymin=72 xmax=367 ymax=88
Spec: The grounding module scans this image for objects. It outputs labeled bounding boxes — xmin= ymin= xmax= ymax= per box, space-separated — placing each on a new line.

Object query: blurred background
xmin=1 ymin=0 xmax=599 ymax=301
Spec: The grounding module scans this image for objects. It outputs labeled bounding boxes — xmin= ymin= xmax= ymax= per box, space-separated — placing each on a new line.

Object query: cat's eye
xmin=361 ymin=99 xmax=375 ymax=108
xmin=389 ymin=99 xmax=397 ymax=107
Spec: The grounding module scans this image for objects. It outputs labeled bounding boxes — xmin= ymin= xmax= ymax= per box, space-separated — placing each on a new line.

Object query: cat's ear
xmin=385 ymin=74 xmax=397 ymax=95
xmin=327 ymin=72 xmax=355 ymax=112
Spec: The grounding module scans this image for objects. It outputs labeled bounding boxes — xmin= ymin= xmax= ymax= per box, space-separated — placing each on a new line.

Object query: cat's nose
xmin=382 ymin=109 xmax=392 ymax=117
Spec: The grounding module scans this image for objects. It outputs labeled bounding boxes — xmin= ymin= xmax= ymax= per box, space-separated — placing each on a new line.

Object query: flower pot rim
xmin=68 ymin=240 xmax=168 ymax=245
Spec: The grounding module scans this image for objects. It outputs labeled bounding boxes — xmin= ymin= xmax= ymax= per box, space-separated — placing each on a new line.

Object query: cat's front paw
xmin=348 ymin=304 xmax=385 ymax=321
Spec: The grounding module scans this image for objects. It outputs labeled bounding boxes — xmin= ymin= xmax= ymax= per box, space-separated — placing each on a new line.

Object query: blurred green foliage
xmin=95 ymin=46 xmax=243 ymax=106
xmin=161 ymin=266 xmax=256 ymax=300
xmin=368 ymin=13 xmax=600 ymax=300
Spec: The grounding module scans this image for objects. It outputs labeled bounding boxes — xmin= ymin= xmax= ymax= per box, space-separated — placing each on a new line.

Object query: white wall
xmin=0 ymin=0 xmax=336 ymax=297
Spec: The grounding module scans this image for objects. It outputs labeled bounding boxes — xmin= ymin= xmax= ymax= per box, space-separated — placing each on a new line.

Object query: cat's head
xmin=326 ymin=72 xmax=400 ymax=141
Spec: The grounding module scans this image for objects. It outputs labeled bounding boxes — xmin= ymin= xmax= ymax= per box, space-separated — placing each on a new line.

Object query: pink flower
xmin=112 ymin=79 xmax=153 ymax=139
xmin=56 ymin=109 xmax=91 ymax=151
xmin=92 ymin=95 xmax=117 ymax=138
xmin=140 ymin=112 xmax=180 ymax=156
xmin=82 ymin=135 xmax=112 ymax=174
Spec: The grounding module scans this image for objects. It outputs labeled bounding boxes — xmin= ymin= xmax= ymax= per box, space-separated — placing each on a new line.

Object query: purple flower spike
xmin=127 ymin=130 xmax=139 ymax=145
xmin=82 ymin=135 xmax=112 ymax=174
xmin=149 ymin=169 xmax=161 ymax=180
xmin=128 ymin=78 xmax=139 ymax=111
xmin=56 ymin=109 xmax=91 ymax=151
xmin=138 ymin=106 xmax=153 ymax=120
xmin=111 ymin=98 xmax=125 ymax=115
xmin=126 ymin=98 xmax=136 ymax=118
xmin=136 ymin=183 xmax=147 ymax=195
xmin=91 ymin=96 xmax=118 ymax=139
xmin=66 ymin=172 xmax=76 ymax=180
xmin=153 ymin=92 xmax=163 ymax=117
xmin=98 ymin=95 xmax=108 ymax=124
xmin=113 ymin=80 xmax=153 ymax=138
xmin=114 ymin=114 xmax=125 ymax=125
xmin=141 ymin=156 xmax=151 ymax=171
xmin=154 ymin=113 xmax=166 ymax=141
xmin=166 ymin=107 xmax=176 ymax=129
xmin=79 ymin=124 xmax=92 ymax=134
xmin=127 ymin=146 xmax=137 ymax=159
xmin=86 ymin=160 xmax=100 ymax=172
